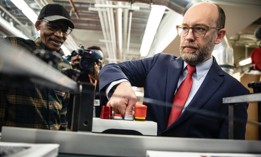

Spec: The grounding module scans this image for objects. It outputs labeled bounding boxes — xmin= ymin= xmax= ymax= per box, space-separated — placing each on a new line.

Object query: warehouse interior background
xmin=0 ymin=0 xmax=260 ymax=68
xmin=0 ymin=0 xmax=261 ymax=140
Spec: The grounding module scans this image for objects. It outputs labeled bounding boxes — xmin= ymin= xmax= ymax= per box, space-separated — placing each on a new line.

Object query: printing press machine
xmin=1 ymin=40 xmax=261 ymax=157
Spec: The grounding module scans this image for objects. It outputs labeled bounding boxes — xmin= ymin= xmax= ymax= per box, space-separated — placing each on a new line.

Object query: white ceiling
xmin=0 ymin=0 xmax=260 ymax=65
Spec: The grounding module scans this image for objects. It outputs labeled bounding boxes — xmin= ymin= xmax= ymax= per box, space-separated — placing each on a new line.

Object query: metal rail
xmin=223 ymin=93 xmax=261 ymax=104
xmin=223 ymin=93 xmax=261 ymax=139
xmin=0 ymin=39 xmax=80 ymax=93
xmin=2 ymin=126 xmax=261 ymax=157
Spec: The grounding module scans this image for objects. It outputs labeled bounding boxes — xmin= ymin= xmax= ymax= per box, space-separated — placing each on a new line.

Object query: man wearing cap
xmin=0 ymin=4 xmax=74 ymax=130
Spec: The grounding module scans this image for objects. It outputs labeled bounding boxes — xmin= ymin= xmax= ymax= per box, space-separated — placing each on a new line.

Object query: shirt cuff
xmin=106 ymin=79 xmax=128 ymax=99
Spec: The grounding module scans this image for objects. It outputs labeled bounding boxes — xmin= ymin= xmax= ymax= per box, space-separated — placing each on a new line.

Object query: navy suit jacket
xmin=99 ymin=53 xmax=249 ymax=139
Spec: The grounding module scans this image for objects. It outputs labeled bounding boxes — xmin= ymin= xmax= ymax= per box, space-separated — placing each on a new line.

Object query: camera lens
xmin=80 ymin=57 xmax=94 ymax=71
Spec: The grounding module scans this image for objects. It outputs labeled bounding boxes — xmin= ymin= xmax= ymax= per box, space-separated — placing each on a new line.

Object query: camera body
xmin=78 ymin=48 xmax=96 ymax=72
xmin=68 ymin=46 xmax=103 ymax=73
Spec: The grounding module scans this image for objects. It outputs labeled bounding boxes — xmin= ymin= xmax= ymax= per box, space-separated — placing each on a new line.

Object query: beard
xmin=180 ymin=37 xmax=216 ymax=66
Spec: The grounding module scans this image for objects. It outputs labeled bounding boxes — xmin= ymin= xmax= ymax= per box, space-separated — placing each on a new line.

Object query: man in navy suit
xmin=99 ymin=2 xmax=249 ymax=139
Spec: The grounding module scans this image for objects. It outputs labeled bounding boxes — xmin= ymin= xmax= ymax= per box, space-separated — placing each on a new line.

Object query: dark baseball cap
xmin=37 ymin=4 xmax=74 ymax=29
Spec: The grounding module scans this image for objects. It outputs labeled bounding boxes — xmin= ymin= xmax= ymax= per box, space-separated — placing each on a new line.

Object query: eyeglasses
xmin=176 ymin=24 xmax=221 ymax=38
xmin=44 ymin=20 xmax=73 ymax=35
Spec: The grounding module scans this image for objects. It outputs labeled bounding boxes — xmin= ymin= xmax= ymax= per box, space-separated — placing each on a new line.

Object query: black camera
xmin=67 ymin=46 xmax=103 ymax=73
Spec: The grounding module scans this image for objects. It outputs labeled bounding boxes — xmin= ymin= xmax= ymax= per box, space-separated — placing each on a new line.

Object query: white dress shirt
xmin=179 ymin=57 xmax=213 ymax=112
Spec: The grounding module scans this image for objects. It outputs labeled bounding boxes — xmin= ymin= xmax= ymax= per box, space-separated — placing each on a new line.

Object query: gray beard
xmin=180 ymin=39 xmax=216 ymax=66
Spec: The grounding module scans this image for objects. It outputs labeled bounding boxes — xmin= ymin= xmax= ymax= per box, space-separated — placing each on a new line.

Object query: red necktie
xmin=167 ymin=65 xmax=196 ymax=127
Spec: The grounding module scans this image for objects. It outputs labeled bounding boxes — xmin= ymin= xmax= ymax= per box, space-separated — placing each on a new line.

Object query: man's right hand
xmin=106 ymin=81 xmax=137 ymax=116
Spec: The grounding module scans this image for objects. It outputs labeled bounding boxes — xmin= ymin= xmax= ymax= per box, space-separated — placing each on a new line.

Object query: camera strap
xmin=88 ymin=74 xmax=97 ymax=87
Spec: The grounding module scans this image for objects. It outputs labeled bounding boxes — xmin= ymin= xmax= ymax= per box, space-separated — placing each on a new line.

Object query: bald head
xmin=179 ymin=2 xmax=227 ymax=65
xmin=184 ymin=2 xmax=225 ymax=29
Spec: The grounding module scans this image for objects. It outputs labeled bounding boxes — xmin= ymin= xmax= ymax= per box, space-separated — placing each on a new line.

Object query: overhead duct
xmin=100 ymin=0 xmax=194 ymax=61
xmin=145 ymin=0 xmax=192 ymax=56
xmin=212 ymin=36 xmax=235 ymax=74
xmin=167 ymin=0 xmax=195 ymax=14
xmin=110 ymin=0 xmax=192 ymax=14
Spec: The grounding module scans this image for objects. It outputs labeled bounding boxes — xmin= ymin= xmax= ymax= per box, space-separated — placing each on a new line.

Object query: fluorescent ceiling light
xmin=239 ymin=57 xmax=251 ymax=66
xmin=10 ymin=0 xmax=38 ymax=24
xmin=150 ymin=9 xmax=182 ymax=56
xmin=140 ymin=5 xmax=166 ymax=57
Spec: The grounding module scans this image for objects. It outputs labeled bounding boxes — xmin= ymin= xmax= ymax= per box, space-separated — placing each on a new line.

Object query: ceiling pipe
xmin=0 ymin=16 xmax=28 ymax=39
xmin=0 ymin=6 xmax=24 ymax=26
xmin=110 ymin=0 xmax=192 ymax=14
xmin=123 ymin=8 xmax=129 ymax=61
xmin=116 ymin=2 xmax=123 ymax=59
xmin=126 ymin=10 xmax=133 ymax=59
xmin=107 ymin=1 xmax=117 ymax=58
xmin=97 ymin=16 xmax=111 ymax=59
xmin=96 ymin=0 xmax=117 ymax=62
xmin=110 ymin=0 xmax=192 ymax=59
xmin=69 ymin=0 xmax=80 ymax=19
xmin=95 ymin=3 xmax=139 ymax=10
xmin=96 ymin=0 xmax=138 ymax=62
xmin=167 ymin=0 xmax=193 ymax=14
xmin=97 ymin=0 xmax=111 ymax=59
xmin=36 ymin=0 xmax=46 ymax=7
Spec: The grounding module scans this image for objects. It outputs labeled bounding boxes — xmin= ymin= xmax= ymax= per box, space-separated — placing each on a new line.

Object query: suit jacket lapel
xmin=164 ymin=57 xmax=184 ymax=123
xmin=165 ymin=57 xmax=184 ymax=101
xmin=168 ymin=58 xmax=225 ymax=128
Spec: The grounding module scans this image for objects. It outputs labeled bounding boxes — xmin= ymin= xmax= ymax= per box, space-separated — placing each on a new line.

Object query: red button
xmin=134 ymin=104 xmax=147 ymax=120
xmin=100 ymin=106 xmax=112 ymax=119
